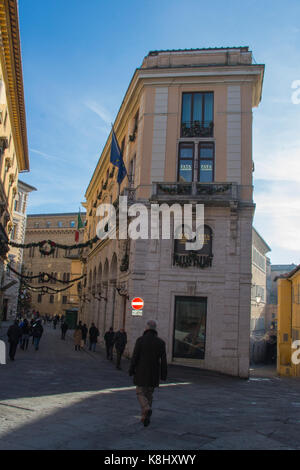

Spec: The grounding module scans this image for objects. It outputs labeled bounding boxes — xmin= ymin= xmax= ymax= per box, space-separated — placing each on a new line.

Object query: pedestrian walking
xmin=32 ymin=319 xmax=44 ymax=351
xmin=89 ymin=323 xmax=99 ymax=352
xmin=129 ymin=320 xmax=167 ymax=427
xmin=7 ymin=320 xmax=22 ymax=361
xmin=114 ymin=328 xmax=127 ymax=370
xmin=61 ymin=320 xmax=68 ymax=340
xmin=104 ymin=327 xmax=115 ymax=360
xmin=21 ymin=318 xmax=30 ymax=350
xmin=81 ymin=323 xmax=88 ymax=346
xmin=73 ymin=325 xmax=82 ymax=351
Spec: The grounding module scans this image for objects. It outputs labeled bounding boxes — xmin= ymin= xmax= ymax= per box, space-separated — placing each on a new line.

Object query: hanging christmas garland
xmin=4 ymin=234 xmax=99 ymax=255
xmin=7 ymin=264 xmax=86 ymax=284
xmin=23 ymin=281 xmax=75 ymax=296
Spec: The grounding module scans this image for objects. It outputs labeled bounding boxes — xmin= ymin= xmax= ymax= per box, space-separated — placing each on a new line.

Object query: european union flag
xmin=110 ymin=129 xmax=127 ymax=184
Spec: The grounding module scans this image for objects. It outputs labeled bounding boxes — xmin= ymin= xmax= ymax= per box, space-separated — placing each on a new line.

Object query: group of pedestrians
xmin=7 ymin=317 xmax=44 ymax=361
xmin=7 ymin=313 xmax=168 ymax=428
xmin=72 ymin=322 xmax=128 ymax=370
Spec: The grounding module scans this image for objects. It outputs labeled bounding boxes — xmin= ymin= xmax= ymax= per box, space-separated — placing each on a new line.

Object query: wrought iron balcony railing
xmin=181 ymin=120 xmax=213 ymax=138
xmin=151 ymin=182 xmax=239 ymax=204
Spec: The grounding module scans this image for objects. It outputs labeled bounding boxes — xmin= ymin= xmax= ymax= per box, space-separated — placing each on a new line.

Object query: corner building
xmin=82 ymin=47 xmax=264 ymax=378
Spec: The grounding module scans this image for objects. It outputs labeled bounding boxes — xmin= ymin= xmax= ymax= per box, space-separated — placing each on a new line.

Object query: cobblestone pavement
xmin=0 ymin=322 xmax=300 ymax=450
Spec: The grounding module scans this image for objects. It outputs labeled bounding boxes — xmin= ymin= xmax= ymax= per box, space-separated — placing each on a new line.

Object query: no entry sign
xmin=131 ymin=297 xmax=144 ymax=310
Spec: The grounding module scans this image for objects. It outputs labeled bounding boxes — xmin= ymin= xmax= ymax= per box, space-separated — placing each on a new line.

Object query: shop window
xmin=173 ymin=296 xmax=207 ymax=360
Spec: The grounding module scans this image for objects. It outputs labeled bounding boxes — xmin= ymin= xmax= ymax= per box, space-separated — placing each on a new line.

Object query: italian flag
xmin=75 ymin=211 xmax=84 ymax=243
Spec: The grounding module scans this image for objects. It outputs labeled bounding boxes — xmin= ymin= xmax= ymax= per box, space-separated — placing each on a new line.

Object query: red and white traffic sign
xmin=131 ymin=297 xmax=144 ymax=310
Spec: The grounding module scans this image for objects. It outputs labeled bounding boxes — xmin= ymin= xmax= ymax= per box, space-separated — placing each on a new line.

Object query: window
xmin=11 ymin=223 xmax=17 ymax=240
xmin=29 ymin=246 xmax=35 ymax=258
xmin=198 ymin=143 xmax=214 ymax=182
xmin=70 ymin=221 xmax=75 ymax=228
xmin=34 ymin=223 xmax=39 ymax=228
xmin=49 ymin=295 xmax=54 ymax=304
xmin=62 ymin=296 xmax=67 ymax=304
xmin=22 ymin=194 xmax=27 ymax=213
xmin=63 ymin=273 xmax=70 ymax=283
xmin=173 ymin=296 xmax=207 ymax=359
xmin=181 ymin=92 xmax=214 ymax=137
xmin=58 ymin=221 xmax=63 ymax=228
xmin=46 ymin=221 xmax=51 ymax=228
xmin=37 ymin=294 xmax=42 ymax=303
xmin=178 ymin=143 xmax=194 ymax=183
xmin=252 ymin=247 xmax=266 ymax=272
xmin=129 ymin=155 xmax=136 ymax=186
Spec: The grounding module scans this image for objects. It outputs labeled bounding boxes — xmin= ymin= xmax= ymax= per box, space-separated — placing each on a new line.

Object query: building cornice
xmin=0 ymin=0 xmax=29 ymax=171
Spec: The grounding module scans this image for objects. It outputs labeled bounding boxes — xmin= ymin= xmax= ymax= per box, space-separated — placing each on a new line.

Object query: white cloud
xmin=84 ymin=100 xmax=113 ymax=125
xmin=254 ymin=180 xmax=300 ymax=259
xmin=254 ymin=144 xmax=300 ymax=183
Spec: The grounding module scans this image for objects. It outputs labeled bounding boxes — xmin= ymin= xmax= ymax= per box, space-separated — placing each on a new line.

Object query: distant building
xmin=2 ymin=180 xmax=36 ymax=319
xmin=250 ymin=228 xmax=271 ymax=335
xmin=22 ymin=213 xmax=85 ymax=318
xmin=277 ymin=265 xmax=300 ymax=376
xmin=265 ymin=263 xmax=297 ymax=334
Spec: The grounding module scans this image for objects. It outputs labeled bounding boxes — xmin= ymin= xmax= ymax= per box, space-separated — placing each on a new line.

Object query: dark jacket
xmin=114 ymin=331 xmax=127 ymax=352
xmin=61 ymin=322 xmax=68 ymax=332
xmin=81 ymin=325 xmax=88 ymax=340
xmin=32 ymin=322 xmax=44 ymax=338
xmin=7 ymin=323 xmax=22 ymax=343
xmin=129 ymin=329 xmax=167 ymax=388
xmin=104 ymin=331 xmax=115 ymax=346
xmin=22 ymin=320 xmax=30 ymax=335
xmin=89 ymin=326 xmax=99 ymax=342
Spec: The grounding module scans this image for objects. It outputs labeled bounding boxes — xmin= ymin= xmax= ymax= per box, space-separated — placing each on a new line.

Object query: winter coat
xmin=81 ymin=325 xmax=88 ymax=340
xmin=104 ymin=331 xmax=115 ymax=346
xmin=73 ymin=329 xmax=82 ymax=346
xmin=22 ymin=321 xmax=30 ymax=335
xmin=32 ymin=322 xmax=44 ymax=338
xmin=114 ymin=331 xmax=127 ymax=353
xmin=129 ymin=329 xmax=167 ymax=388
xmin=89 ymin=326 xmax=99 ymax=342
xmin=61 ymin=322 xmax=68 ymax=333
xmin=7 ymin=323 xmax=22 ymax=343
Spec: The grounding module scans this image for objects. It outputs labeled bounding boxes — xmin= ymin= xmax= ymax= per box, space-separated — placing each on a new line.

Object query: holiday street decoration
xmin=3 ymin=234 xmax=99 ymax=255
xmin=23 ymin=281 xmax=75 ymax=296
xmin=7 ymin=264 xmax=86 ymax=284
xmin=39 ymin=240 xmax=55 ymax=256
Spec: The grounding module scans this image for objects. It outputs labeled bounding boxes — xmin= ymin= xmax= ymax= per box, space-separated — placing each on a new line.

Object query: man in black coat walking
xmin=104 ymin=327 xmax=115 ymax=360
xmin=89 ymin=323 xmax=99 ymax=352
xmin=114 ymin=328 xmax=127 ymax=370
xmin=61 ymin=320 xmax=68 ymax=340
xmin=129 ymin=320 xmax=167 ymax=426
xmin=7 ymin=320 xmax=22 ymax=361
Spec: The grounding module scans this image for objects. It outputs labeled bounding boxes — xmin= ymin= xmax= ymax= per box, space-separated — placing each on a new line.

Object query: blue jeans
xmin=89 ymin=341 xmax=96 ymax=352
xmin=34 ymin=337 xmax=41 ymax=350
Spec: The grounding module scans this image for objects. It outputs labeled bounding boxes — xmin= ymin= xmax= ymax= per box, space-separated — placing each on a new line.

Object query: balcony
xmin=151 ymin=182 xmax=239 ymax=206
xmin=181 ymin=120 xmax=213 ymax=138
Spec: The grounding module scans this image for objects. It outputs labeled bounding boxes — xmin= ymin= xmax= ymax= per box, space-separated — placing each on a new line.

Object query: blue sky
xmin=18 ymin=0 xmax=300 ymax=264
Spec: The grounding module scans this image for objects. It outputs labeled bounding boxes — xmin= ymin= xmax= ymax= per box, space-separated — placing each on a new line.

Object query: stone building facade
xmin=0 ymin=0 xmax=30 ymax=322
xmin=2 ymin=180 xmax=36 ymax=319
xmin=23 ymin=213 xmax=85 ymax=318
xmin=250 ymin=227 xmax=271 ymax=335
xmin=80 ymin=47 xmax=264 ymax=378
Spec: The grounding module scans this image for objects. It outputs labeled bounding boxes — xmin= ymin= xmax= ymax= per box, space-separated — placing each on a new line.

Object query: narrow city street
xmin=0 ymin=323 xmax=299 ymax=450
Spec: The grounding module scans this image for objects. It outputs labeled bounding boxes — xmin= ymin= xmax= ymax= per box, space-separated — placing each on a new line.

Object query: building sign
xmin=131 ymin=297 xmax=144 ymax=310
xmin=173 ymin=225 xmax=213 ymax=268
xmin=132 ymin=310 xmax=143 ymax=316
